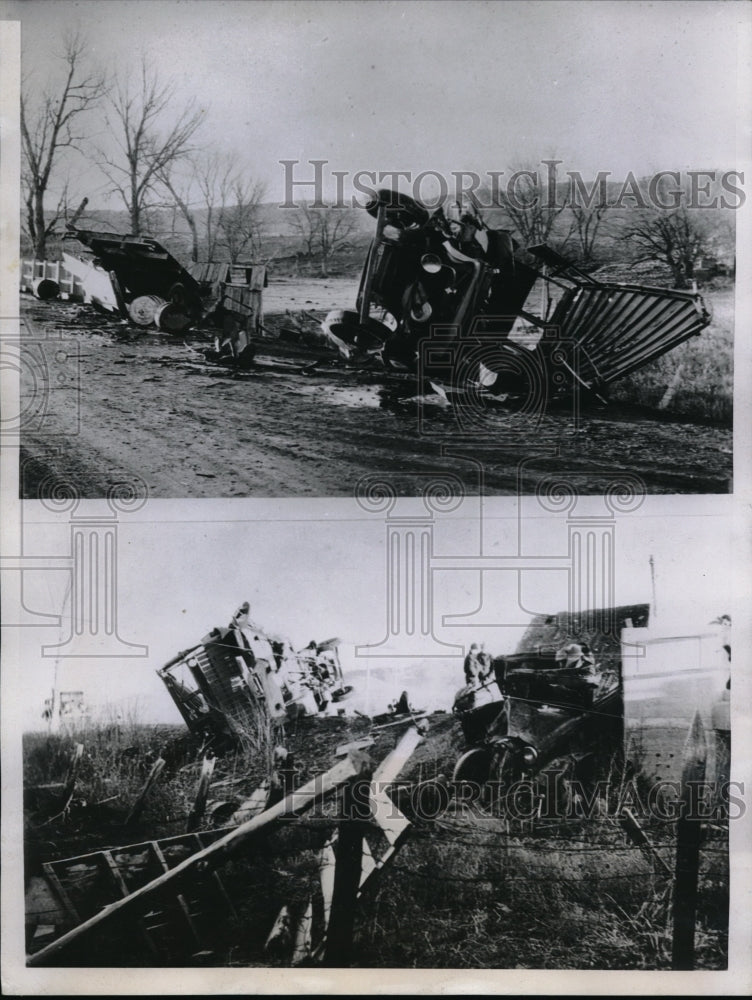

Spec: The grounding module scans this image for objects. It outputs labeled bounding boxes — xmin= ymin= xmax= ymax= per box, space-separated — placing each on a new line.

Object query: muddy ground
xmin=18 ymin=284 xmax=732 ymax=498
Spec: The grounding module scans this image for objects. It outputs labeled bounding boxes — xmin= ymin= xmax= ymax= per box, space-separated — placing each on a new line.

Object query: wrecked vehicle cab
xmin=451 ymin=602 xmax=731 ymax=798
xmin=451 ymin=605 xmax=645 ymax=785
xmin=158 ymin=602 xmax=351 ymax=746
xmin=322 ymin=189 xmax=711 ymax=401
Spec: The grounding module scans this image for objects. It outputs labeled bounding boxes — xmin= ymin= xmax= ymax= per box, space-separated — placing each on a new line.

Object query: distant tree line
xmin=21 ymin=34 xmax=735 ymax=287
xmin=488 ymin=166 xmax=735 ymax=289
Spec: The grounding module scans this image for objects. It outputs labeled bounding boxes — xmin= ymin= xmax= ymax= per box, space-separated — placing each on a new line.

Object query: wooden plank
xmin=28 ymin=751 xmax=371 ymax=966
xmin=41 ymin=863 xmax=81 ymax=925
xmin=101 ymin=850 xmax=165 ymax=960
xmin=322 ymin=777 xmax=369 ymax=967
xmin=101 ymin=851 xmax=131 ymax=898
xmin=151 ymin=841 xmax=202 ymax=947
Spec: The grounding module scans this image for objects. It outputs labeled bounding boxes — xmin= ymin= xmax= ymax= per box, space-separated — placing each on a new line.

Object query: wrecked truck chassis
xmin=62 ymin=229 xmax=266 ymax=363
xmin=158 ymin=604 xmax=350 ymax=747
xmin=322 ymin=189 xmax=711 ymax=399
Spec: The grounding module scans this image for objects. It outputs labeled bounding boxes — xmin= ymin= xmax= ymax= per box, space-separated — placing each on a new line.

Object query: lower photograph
xmin=11 ymin=495 xmax=738 ymax=974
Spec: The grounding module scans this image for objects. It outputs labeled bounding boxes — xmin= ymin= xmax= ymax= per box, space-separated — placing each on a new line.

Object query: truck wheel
xmin=365 ymin=189 xmax=430 ymax=229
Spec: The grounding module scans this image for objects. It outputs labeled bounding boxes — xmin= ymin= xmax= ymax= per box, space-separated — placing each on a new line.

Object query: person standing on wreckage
xmin=463 ymin=643 xmax=482 ymax=685
xmin=477 ymin=643 xmax=493 ymax=682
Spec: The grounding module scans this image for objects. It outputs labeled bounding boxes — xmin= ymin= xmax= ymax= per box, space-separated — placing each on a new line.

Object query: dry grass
xmin=355 ymin=817 xmax=728 ymax=969
xmin=23 ymin=713 xmax=729 ymax=970
xmin=22 ymin=705 xmax=282 ymax=866
xmin=608 ymin=282 xmax=734 ymax=424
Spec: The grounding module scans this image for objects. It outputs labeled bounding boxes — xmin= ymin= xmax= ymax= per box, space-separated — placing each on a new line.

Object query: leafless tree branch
xmin=21 ymin=29 xmax=106 ymax=256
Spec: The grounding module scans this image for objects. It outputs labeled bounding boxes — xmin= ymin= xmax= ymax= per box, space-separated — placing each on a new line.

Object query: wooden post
xmin=124 ymin=758 xmax=166 ymax=826
xmin=322 ymin=771 xmax=371 ymax=967
xmin=62 ymin=744 xmax=84 ymax=805
xmin=186 ymin=756 xmax=216 ymax=833
xmin=671 ymin=710 xmax=707 ymax=970
xmin=620 ymin=806 xmax=672 ymax=877
xmin=27 ymin=751 xmax=371 ymax=967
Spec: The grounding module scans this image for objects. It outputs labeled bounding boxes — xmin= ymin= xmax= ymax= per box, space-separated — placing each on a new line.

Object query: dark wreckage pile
xmin=322 ymin=189 xmax=712 ymax=401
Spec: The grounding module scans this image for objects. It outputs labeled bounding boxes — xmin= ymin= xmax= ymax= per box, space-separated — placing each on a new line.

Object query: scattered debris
xmin=30 ymin=227 xmax=270 ymax=363
xmin=186 ymin=755 xmax=216 ymax=833
xmin=335 ymin=738 xmax=375 ymax=758
xmin=26 ymin=749 xmax=374 ymax=966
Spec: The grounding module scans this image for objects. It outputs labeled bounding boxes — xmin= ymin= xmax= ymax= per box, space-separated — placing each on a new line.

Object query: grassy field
xmin=22 ymin=713 xmax=729 ymax=970
xmin=609 ymin=281 xmax=734 ymax=425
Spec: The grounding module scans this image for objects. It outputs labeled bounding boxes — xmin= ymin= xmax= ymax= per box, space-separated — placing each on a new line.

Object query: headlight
xmin=421 ymin=253 xmax=442 ymax=274
xmin=410 ymin=300 xmax=432 ymax=322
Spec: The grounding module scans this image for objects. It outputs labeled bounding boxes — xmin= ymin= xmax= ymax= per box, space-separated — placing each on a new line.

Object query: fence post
xmin=671 ymin=710 xmax=707 ymax=970
xmin=323 ymin=771 xmax=371 ymax=966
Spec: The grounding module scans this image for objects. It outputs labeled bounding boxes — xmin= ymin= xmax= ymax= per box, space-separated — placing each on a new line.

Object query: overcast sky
xmin=6 ymin=495 xmax=741 ymax=730
xmin=5 ymin=0 xmax=750 ymax=207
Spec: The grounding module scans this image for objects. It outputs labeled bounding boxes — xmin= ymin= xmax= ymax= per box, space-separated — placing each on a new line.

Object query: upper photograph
xmin=11 ymin=0 xmax=741 ymax=498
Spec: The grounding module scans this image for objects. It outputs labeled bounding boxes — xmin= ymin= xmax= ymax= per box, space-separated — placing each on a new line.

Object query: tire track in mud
xmin=18 ymin=307 xmax=732 ymax=499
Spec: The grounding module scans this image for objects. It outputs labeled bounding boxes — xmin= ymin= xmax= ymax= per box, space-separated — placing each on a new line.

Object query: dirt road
xmin=18 ymin=294 xmax=732 ymax=499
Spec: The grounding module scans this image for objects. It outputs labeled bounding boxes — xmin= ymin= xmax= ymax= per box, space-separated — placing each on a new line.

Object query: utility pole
xmin=649 ymin=554 xmax=658 ymax=617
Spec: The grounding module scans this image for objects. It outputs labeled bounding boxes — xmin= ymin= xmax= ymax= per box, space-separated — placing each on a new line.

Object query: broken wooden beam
xmin=186 ymin=756 xmax=216 ymax=833
xmin=27 ymin=750 xmax=372 ymax=967
xmin=322 ymin=774 xmax=371 ymax=967
xmin=125 ymin=757 xmax=166 ymax=825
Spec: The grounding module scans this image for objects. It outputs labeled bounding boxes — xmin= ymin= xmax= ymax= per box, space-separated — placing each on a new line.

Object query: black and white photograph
xmin=1 ymin=0 xmax=751 ymax=995
xmin=6 ymin=0 xmax=746 ymax=499
xmin=1 ymin=496 xmax=746 ymax=981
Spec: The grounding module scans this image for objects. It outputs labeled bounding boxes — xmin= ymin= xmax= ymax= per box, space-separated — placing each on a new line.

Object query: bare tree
xmin=290 ymin=201 xmax=320 ymax=258
xmin=291 ymin=203 xmax=359 ymax=275
xmin=157 ymin=152 xmax=231 ymax=262
xmin=317 ymin=207 xmax=359 ymax=276
xmin=624 ymin=207 xmax=713 ymax=288
xmin=159 ymin=152 xmax=264 ymax=263
xmin=215 ymin=178 xmax=266 ymax=264
xmin=20 ymin=31 xmax=105 ymax=257
xmin=156 ymin=163 xmax=201 ymax=262
xmin=193 ymin=152 xmax=235 ymax=262
xmin=97 ymin=58 xmax=204 ymax=235
xmin=568 ymin=202 xmax=610 ymax=269
xmin=492 ymin=163 xmax=570 ymax=249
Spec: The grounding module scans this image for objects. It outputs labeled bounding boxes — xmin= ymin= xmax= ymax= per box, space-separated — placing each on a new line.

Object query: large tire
xmin=154 ymin=301 xmax=194 ymax=334
xmin=365 ymin=188 xmax=430 ymax=229
xmin=452 ymin=747 xmax=492 ymax=784
xmin=128 ymin=294 xmax=166 ymax=327
xmin=321 ymin=309 xmax=393 ymax=355
xmin=32 ymin=277 xmax=60 ymax=301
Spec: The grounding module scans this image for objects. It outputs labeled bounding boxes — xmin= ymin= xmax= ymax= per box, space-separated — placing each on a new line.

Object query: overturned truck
xmin=158 ymin=602 xmax=351 ymax=745
xmin=323 ymin=189 xmax=712 ymax=400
